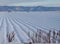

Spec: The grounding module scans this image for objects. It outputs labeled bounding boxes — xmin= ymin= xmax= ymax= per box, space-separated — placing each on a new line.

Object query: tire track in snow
xmin=7 ymin=17 xmax=26 ymax=43
xmin=6 ymin=17 xmax=23 ymax=43
xmin=0 ymin=17 xmax=5 ymax=44
xmin=5 ymin=17 xmax=10 ymax=33
xmin=16 ymin=17 xmax=58 ymax=32
xmin=7 ymin=13 xmax=54 ymax=33
xmin=13 ymin=17 xmax=37 ymax=33
xmin=7 ymin=14 xmax=50 ymax=37
xmin=7 ymin=15 xmax=37 ymax=33
xmin=7 ymin=12 xmax=59 ymax=31
xmin=10 ymin=16 xmax=34 ymax=37
xmin=9 ymin=17 xmax=33 ymax=42
xmin=2 ymin=17 xmax=7 ymax=44
xmin=14 ymin=17 xmax=58 ymax=41
xmin=7 ymin=13 xmax=49 ymax=33
xmin=10 ymin=16 xmax=49 ymax=37
xmin=6 ymin=17 xmax=21 ymax=43
xmin=0 ymin=17 xmax=4 ymax=31
xmin=14 ymin=17 xmax=51 ymax=41
xmin=15 ymin=17 xmax=49 ymax=34
xmin=7 ymin=17 xmax=32 ymax=43
xmin=15 ymin=17 xmax=49 ymax=33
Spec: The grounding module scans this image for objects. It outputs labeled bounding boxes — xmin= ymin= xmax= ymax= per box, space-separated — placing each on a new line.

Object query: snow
xmin=0 ymin=11 xmax=60 ymax=44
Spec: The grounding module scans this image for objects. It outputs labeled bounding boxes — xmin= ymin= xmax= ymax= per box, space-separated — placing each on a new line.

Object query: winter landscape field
xmin=0 ymin=0 xmax=60 ymax=44
xmin=0 ymin=11 xmax=60 ymax=44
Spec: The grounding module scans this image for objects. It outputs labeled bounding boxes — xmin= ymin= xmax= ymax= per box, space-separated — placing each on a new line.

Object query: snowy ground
xmin=0 ymin=11 xmax=60 ymax=44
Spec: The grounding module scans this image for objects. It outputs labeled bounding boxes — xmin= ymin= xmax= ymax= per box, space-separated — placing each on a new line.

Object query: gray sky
xmin=0 ymin=0 xmax=60 ymax=7
xmin=0 ymin=0 xmax=44 ymax=2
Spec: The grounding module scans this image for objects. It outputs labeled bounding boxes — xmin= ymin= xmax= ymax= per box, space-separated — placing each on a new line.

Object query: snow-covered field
xmin=0 ymin=11 xmax=60 ymax=44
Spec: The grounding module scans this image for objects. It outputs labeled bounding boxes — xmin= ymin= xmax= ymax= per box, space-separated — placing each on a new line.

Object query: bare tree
xmin=7 ymin=31 xmax=15 ymax=42
xmin=31 ymin=33 xmax=35 ymax=43
xmin=37 ymin=29 xmax=42 ymax=43
xmin=52 ymin=31 xmax=56 ymax=43
xmin=47 ymin=30 xmax=51 ymax=43
xmin=57 ymin=30 xmax=60 ymax=43
xmin=28 ymin=32 xmax=30 ymax=38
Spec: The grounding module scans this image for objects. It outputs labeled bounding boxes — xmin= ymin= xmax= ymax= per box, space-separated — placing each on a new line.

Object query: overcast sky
xmin=0 ymin=0 xmax=60 ymax=7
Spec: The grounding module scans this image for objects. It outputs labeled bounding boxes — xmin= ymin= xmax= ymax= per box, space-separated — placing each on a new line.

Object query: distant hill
xmin=0 ymin=6 xmax=60 ymax=11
